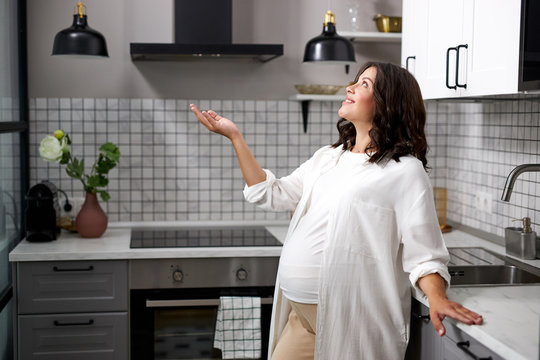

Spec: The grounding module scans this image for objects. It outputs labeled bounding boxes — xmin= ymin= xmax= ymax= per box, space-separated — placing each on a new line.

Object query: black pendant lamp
xmin=303 ymin=11 xmax=355 ymax=63
xmin=52 ymin=1 xmax=109 ymax=57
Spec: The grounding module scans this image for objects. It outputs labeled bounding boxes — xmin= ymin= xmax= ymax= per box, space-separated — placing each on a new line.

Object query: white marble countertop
xmin=8 ymin=221 xmax=540 ymax=359
xmin=419 ymin=230 xmax=540 ymax=360
xmin=9 ymin=221 xmax=289 ymax=262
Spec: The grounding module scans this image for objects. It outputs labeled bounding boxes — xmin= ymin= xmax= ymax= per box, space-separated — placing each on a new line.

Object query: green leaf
xmin=99 ymin=142 xmax=121 ymax=162
xmin=65 ymin=157 xmax=84 ymax=179
xmin=87 ymin=174 xmax=108 ymax=189
xmin=59 ymin=150 xmax=70 ymax=165
xmin=95 ymin=156 xmax=117 ymax=174
xmin=98 ymin=190 xmax=110 ymax=202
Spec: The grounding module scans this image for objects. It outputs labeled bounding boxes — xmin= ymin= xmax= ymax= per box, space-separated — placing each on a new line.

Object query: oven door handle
xmin=146 ymin=297 xmax=273 ymax=308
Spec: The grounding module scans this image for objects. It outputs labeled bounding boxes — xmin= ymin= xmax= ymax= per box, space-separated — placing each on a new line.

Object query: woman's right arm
xmin=190 ymin=104 xmax=266 ymax=187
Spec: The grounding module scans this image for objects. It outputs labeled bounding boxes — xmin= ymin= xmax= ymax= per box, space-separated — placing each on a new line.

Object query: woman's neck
xmin=352 ymin=123 xmax=372 ymax=153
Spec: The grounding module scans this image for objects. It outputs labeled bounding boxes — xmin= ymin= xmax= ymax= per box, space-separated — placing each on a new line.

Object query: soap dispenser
xmin=504 ymin=217 xmax=536 ymax=259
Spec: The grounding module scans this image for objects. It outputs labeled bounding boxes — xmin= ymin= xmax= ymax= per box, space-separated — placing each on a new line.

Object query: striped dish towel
xmin=214 ymin=296 xmax=262 ymax=359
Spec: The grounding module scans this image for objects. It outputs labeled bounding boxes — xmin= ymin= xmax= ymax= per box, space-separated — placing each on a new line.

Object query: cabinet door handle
xmin=54 ymin=319 xmax=95 ymax=327
xmin=405 ymin=56 xmax=416 ymax=72
xmin=456 ymin=341 xmax=492 ymax=360
xmin=446 ymin=47 xmax=458 ymax=89
xmin=455 ymin=44 xmax=468 ymax=89
xmin=53 ymin=265 xmax=94 ymax=272
xmin=411 ymin=312 xmax=430 ymax=321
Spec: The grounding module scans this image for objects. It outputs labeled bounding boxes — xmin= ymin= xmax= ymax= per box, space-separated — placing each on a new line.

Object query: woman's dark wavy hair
xmin=332 ymin=61 xmax=429 ymax=171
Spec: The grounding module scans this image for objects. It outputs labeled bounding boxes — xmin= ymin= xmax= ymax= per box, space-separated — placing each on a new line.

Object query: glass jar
xmin=346 ymin=0 xmax=361 ymax=32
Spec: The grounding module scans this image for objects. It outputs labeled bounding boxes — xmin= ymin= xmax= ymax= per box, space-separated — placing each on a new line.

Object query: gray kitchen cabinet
xmin=18 ymin=312 xmax=127 ymax=360
xmin=14 ymin=260 xmax=128 ymax=360
xmin=406 ymin=298 xmax=504 ymax=360
xmin=442 ymin=319 xmax=504 ymax=360
xmin=405 ymin=297 xmax=442 ymax=359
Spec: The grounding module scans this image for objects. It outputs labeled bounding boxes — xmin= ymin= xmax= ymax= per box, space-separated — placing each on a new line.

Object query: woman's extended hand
xmin=417 ymin=273 xmax=483 ymax=336
xmin=190 ymin=104 xmax=240 ymax=140
xmin=189 ymin=103 xmax=266 ymax=186
xmin=427 ymin=295 xmax=483 ymax=336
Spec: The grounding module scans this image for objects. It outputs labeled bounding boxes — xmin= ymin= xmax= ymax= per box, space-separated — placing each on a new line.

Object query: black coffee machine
xmin=25 ymin=181 xmax=61 ymax=242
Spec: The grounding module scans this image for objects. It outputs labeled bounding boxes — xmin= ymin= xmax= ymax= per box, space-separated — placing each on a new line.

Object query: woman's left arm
xmin=417 ymin=273 xmax=483 ymax=336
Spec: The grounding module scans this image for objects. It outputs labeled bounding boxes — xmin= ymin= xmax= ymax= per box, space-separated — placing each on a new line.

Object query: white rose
xmin=39 ymin=135 xmax=68 ymax=162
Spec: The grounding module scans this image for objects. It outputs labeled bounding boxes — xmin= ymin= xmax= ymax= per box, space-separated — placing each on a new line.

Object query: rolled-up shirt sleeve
xmin=243 ymin=167 xmax=303 ymax=212
xmin=400 ymin=187 xmax=451 ymax=296
xmin=242 ymin=147 xmax=326 ymax=212
xmin=243 ymin=169 xmax=278 ymax=206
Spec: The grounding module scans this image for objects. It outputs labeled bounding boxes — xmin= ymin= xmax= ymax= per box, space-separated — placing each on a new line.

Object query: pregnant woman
xmin=190 ymin=61 xmax=483 ymax=360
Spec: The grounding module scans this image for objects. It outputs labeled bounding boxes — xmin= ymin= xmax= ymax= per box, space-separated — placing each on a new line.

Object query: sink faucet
xmin=501 ymin=164 xmax=540 ymax=201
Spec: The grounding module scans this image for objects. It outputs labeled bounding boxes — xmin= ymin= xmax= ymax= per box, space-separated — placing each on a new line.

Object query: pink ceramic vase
xmin=76 ymin=192 xmax=108 ymax=238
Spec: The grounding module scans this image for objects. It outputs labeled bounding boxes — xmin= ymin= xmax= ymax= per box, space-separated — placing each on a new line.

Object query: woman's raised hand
xmin=189 ymin=103 xmax=266 ymax=186
xmin=190 ymin=104 xmax=240 ymax=140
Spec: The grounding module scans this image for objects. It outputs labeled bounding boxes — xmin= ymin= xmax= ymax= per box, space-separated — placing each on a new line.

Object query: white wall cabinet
xmin=420 ymin=1 xmax=466 ymax=99
xmin=401 ymin=0 xmax=428 ymax=78
xmin=463 ymin=0 xmax=521 ymax=96
xmin=402 ymin=0 xmax=522 ymax=99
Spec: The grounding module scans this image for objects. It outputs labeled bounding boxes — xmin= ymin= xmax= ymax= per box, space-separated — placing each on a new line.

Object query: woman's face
xmin=338 ymin=66 xmax=377 ymax=124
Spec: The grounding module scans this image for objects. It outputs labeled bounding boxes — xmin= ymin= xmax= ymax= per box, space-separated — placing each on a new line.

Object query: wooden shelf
xmin=339 ymin=31 xmax=401 ymax=43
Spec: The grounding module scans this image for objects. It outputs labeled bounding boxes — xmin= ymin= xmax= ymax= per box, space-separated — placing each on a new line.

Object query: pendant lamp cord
xmin=327 ymin=0 xmax=331 ymax=12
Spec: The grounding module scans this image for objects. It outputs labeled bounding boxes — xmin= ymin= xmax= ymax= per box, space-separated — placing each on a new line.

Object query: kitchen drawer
xmin=17 ymin=260 xmax=127 ymax=314
xmin=443 ymin=322 xmax=504 ymax=360
xmin=18 ymin=312 xmax=128 ymax=360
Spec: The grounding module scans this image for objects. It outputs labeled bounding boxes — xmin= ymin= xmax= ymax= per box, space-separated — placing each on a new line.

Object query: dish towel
xmin=214 ymin=296 xmax=262 ymax=359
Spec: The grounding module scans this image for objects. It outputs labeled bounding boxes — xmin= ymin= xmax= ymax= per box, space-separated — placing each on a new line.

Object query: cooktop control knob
xmin=173 ymin=270 xmax=184 ymax=282
xmin=236 ymin=268 xmax=248 ymax=281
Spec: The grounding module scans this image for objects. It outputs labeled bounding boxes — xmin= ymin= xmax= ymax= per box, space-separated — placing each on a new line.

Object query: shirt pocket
xmin=338 ymin=201 xmax=395 ymax=260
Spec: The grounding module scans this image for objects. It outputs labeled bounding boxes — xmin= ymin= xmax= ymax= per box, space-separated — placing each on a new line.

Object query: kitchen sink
xmin=449 ymin=265 xmax=540 ymax=286
xmin=447 ymin=247 xmax=540 ymax=287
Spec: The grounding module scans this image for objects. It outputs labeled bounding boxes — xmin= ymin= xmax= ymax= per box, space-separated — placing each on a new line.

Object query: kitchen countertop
xmin=9 ymin=221 xmax=540 ymax=360
xmin=8 ymin=221 xmax=288 ymax=262
xmin=427 ymin=230 xmax=540 ymax=360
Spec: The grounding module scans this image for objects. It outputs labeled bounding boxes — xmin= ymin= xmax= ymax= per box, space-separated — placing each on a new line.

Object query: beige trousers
xmin=271 ymin=301 xmax=318 ymax=360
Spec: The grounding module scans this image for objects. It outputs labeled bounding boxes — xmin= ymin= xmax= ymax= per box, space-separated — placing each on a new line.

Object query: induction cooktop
xmin=130 ymin=226 xmax=282 ymax=248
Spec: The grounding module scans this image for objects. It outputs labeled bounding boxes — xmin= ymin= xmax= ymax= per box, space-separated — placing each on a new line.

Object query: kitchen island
xmin=9 ymin=221 xmax=540 ymax=360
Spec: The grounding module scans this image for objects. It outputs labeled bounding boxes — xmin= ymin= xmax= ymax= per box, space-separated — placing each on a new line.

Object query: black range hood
xmin=130 ymin=0 xmax=283 ymax=62
xmin=130 ymin=43 xmax=284 ymax=62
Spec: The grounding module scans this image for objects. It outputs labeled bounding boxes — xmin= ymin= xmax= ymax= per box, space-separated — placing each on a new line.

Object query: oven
xmin=129 ymin=227 xmax=281 ymax=360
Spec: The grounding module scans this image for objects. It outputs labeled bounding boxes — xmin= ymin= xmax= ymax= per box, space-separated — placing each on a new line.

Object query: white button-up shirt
xmin=244 ymin=145 xmax=450 ymax=360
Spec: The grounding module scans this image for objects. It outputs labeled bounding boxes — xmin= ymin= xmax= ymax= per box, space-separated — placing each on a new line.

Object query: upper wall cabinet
xmin=402 ymin=0 xmax=528 ymax=100
xmin=401 ymin=0 xmax=428 ymax=78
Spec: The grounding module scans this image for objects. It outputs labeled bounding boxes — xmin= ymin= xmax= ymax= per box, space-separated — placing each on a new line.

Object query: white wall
xmin=27 ymin=0 xmax=402 ymax=99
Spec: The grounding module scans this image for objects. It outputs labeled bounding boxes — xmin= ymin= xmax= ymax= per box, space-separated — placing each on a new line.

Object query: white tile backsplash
xmin=428 ymin=95 xmax=540 ymax=237
xmin=28 ymin=96 xmax=540 ymax=237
